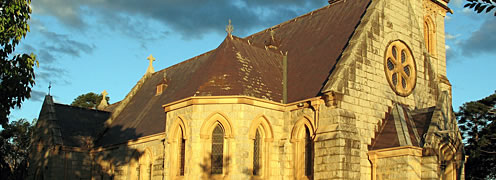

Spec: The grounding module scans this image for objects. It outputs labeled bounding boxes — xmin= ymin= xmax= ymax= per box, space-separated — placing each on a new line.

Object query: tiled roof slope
xmin=52 ymin=103 xmax=110 ymax=147
xmin=247 ymin=0 xmax=371 ymax=102
xmin=97 ymin=36 xmax=282 ymax=146
xmin=96 ymin=0 xmax=371 ymax=146
xmin=369 ymin=105 xmax=435 ymax=150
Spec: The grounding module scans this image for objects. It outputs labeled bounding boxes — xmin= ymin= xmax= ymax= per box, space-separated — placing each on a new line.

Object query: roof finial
xmin=97 ymin=90 xmax=109 ymax=110
xmin=146 ymin=54 xmax=156 ymax=74
xmin=48 ymin=81 xmax=52 ymax=95
xmin=226 ymin=19 xmax=234 ymax=39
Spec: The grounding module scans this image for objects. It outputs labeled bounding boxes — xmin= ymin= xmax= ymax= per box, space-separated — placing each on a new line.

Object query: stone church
xmin=28 ymin=0 xmax=465 ymax=179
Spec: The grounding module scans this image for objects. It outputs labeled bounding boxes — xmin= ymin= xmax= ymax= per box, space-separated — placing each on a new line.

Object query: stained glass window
xmin=253 ymin=129 xmax=261 ymax=175
xmin=211 ymin=125 xmax=224 ymax=174
xmin=304 ymin=127 xmax=313 ymax=177
xmin=179 ymin=130 xmax=185 ymax=176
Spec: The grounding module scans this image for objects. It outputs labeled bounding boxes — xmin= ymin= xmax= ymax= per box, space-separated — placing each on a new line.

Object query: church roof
xmin=34 ymin=95 xmax=111 ymax=148
xmin=52 ymin=104 xmax=110 ymax=147
xmin=96 ymin=0 xmax=371 ymax=146
xmin=369 ymin=104 xmax=435 ymax=150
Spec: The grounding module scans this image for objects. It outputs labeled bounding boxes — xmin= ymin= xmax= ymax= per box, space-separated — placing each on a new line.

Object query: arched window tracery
xmin=211 ymin=124 xmax=224 ymax=174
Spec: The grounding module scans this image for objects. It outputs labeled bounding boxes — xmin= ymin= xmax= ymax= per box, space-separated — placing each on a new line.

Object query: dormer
xmin=156 ymin=72 xmax=168 ymax=96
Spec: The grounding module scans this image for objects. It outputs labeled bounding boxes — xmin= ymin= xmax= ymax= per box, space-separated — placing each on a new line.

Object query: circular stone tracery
xmin=384 ymin=40 xmax=417 ymax=96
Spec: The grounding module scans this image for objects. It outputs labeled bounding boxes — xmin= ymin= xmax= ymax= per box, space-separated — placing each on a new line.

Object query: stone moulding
xmin=162 ymin=95 xmax=326 ymax=113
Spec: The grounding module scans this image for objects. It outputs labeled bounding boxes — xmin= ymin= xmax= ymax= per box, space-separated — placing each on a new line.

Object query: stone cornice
xmin=368 ymin=146 xmax=423 ymax=159
xmin=162 ymin=95 xmax=325 ymax=112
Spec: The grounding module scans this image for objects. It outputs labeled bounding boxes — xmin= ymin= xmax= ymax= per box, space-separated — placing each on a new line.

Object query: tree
xmin=457 ymin=91 xmax=496 ymax=180
xmin=71 ymin=92 xmax=110 ymax=109
xmin=465 ymin=0 xmax=496 ymax=16
xmin=0 ymin=0 xmax=37 ymax=127
xmin=0 ymin=118 xmax=35 ymax=180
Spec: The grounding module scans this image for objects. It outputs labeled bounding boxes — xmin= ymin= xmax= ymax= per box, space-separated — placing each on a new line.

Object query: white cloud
xmin=446 ymin=33 xmax=461 ymax=40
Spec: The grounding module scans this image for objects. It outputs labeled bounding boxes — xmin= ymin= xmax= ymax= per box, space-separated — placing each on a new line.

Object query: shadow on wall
xmin=29 ymin=124 xmax=151 ymax=180
xmin=92 ymin=125 xmax=148 ymax=180
xmin=199 ymin=153 xmax=231 ymax=179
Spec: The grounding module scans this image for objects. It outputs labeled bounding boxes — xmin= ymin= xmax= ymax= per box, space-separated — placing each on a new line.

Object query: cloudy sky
xmin=9 ymin=0 xmax=496 ymax=121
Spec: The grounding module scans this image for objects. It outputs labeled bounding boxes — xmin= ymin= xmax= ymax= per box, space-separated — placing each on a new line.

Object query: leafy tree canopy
xmin=0 ymin=0 xmax=37 ymax=127
xmin=457 ymin=91 xmax=496 ymax=180
xmin=71 ymin=92 xmax=110 ymax=109
xmin=465 ymin=0 xmax=496 ymax=16
xmin=0 ymin=118 xmax=34 ymax=180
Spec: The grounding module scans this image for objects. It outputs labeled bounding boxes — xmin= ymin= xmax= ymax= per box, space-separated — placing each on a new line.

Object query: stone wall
xmin=321 ymin=0 xmax=449 ymax=179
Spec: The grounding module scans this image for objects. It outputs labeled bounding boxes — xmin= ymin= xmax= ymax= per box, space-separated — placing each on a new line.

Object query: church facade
xmin=28 ymin=0 xmax=465 ymax=179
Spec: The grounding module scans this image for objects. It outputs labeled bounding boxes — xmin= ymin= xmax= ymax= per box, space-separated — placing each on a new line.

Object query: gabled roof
xmin=37 ymin=95 xmax=110 ymax=148
xmin=53 ymin=104 xmax=110 ymax=147
xmin=369 ymin=104 xmax=435 ymax=150
xmin=96 ymin=0 xmax=372 ymax=146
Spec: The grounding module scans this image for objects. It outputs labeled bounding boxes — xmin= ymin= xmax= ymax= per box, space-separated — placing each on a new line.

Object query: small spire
xmin=226 ymin=19 xmax=234 ymax=39
xmin=97 ymin=90 xmax=109 ymax=110
xmin=146 ymin=54 xmax=156 ymax=74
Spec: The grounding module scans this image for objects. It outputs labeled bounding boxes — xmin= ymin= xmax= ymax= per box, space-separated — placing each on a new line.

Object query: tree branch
xmin=481 ymin=149 xmax=496 ymax=154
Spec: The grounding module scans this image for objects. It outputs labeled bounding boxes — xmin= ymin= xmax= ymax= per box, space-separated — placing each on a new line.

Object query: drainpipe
xmin=283 ymin=51 xmax=288 ymax=104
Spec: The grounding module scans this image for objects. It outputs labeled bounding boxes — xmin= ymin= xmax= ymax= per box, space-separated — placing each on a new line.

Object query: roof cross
xmin=146 ymin=54 xmax=156 ymax=74
xmin=102 ymin=90 xmax=108 ymax=98
xmin=97 ymin=90 xmax=109 ymax=110
xmin=48 ymin=81 xmax=52 ymax=95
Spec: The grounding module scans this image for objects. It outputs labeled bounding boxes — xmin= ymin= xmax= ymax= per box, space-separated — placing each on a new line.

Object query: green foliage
xmin=0 ymin=118 xmax=35 ymax=180
xmin=457 ymin=91 xmax=496 ymax=180
xmin=71 ymin=92 xmax=110 ymax=109
xmin=0 ymin=0 xmax=37 ymax=127
xmin=465 ymin=0 xmax=496 ymax=16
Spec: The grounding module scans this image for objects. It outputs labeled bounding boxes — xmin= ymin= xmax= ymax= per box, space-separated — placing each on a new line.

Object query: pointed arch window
xmin=304 ymin=127 xmax=314 ymax=177
xmin=178 ymin=129 xmax=185 ymax=176
xmin=424 ymin=16 xmax=436 ymax=55
xmin=291 ymin=117 xmax=315 ymax=179
xmin=211 ymin=125 xmax=224 ymax=174
xmin=253 ymin=129 xmax=261 ymax=175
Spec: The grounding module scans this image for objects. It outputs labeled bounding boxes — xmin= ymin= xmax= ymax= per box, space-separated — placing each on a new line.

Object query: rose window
xmin=384 ymin=40 xmax=416 ymax=96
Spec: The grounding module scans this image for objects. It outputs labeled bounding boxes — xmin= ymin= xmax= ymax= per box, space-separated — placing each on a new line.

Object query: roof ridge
xmin=54 ymin=103 xmax=112 ymax=113
xmin=153 ymin=49 xmax=217 ymax=75
xmin=103 ymin=73 xmax=150 ymax=126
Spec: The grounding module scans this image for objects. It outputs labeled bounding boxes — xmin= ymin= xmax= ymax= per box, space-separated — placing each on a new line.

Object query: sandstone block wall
xmin=321 ymin=0 xmax=449 ymax=179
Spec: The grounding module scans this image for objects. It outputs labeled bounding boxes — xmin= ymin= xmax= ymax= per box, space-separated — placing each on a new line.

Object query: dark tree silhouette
xmin=457 ymin=91 xmax=496 ymax=180
xmin=465 ymin=0 xmax=496 ymax=16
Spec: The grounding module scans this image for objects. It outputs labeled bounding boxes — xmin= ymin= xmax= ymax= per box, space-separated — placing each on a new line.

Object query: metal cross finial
xmin=48 ymin=82 xmax=52 ymax=95
xmin=226 ymin=19 xmax=234 ymax=36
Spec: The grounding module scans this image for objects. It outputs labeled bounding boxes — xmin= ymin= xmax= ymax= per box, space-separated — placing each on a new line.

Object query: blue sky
xmin=8 ymin=0 xmax=496 ymax=122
